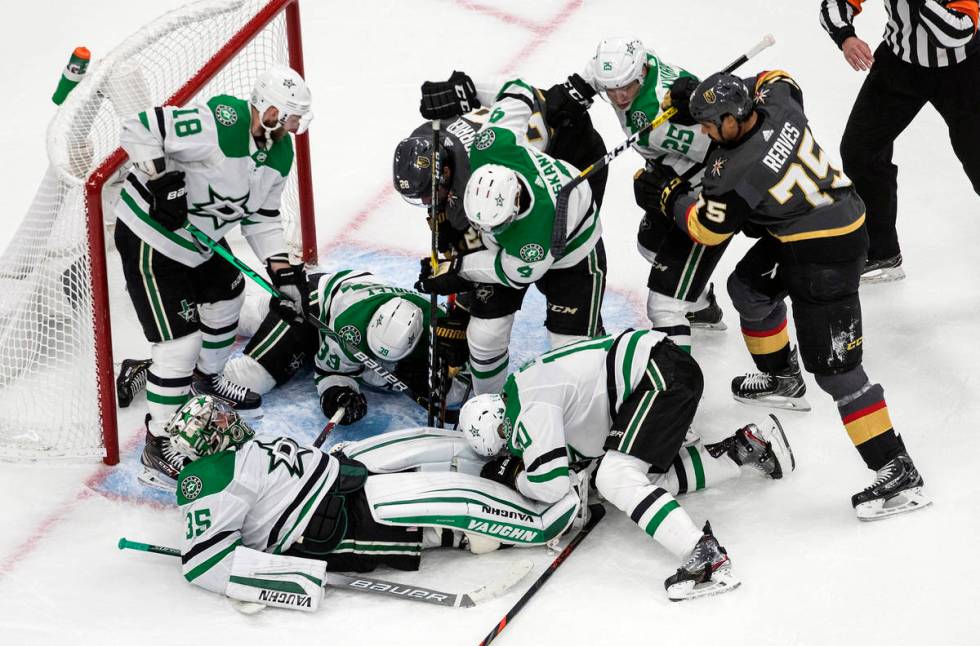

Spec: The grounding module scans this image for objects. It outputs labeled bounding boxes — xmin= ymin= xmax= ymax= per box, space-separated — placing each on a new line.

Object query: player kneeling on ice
xmin=169 ymin=395 xmax=583 ymax=612
xmin=457 ymin=329 xmax=795 ymax=601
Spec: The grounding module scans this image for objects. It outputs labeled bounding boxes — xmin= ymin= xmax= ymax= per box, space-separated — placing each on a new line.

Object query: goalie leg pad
xmin=341 ymin=428 xmax=484 ymax=474
xmin=226 ymin=546 xmax=325 ymax=613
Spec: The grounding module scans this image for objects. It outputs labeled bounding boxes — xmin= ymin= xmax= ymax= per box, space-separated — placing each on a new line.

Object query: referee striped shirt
xmin=820 ymin=0 xmax=979 ymax=67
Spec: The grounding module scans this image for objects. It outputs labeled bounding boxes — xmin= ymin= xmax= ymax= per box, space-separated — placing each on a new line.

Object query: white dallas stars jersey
xmin=502 ymin=329 xmax=666 ymax=503
xmin=115 ymin=95 xmax=292 ymax=267
xmin=178 ymin=435 xmax=339 ymax=595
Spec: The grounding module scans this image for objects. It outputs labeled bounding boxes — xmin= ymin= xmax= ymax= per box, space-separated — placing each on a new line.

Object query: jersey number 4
xmin=769 ymin=128 xmax=850 ymax=207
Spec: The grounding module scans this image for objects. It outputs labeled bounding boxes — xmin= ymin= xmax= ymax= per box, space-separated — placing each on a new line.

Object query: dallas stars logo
xmin=189 ymin=186 xmax=251 ymax=228
xmin=288 ymin=353 xmax=305 ymax=372
xmin=495 ymin=194 xmax=505 ymax=207
xmin=255 ymin=437 xmax=311 ymax=477
xmin=177 ymin=299 xmax=197 ymax=322
xmin=283 ymin=78 xmax=296 ymax=89
xmin=214 ymin=104 xmax=238 ymax=127
xmin=625 ymin=40 xmax=637 ymax=55
xmin=711 ymin=158 xmax=727 ymax=177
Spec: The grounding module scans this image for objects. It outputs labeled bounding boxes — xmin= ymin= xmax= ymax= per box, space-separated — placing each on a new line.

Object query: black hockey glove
xmin=480 ymin=455 xmax=524 ymax=490
xmin=415 ymin=256 xmax=471 ymax=295
xmin=663 ymin=76 xmax=700 ymax=127
xmin=146 ymin=170 xmax=187 ymax=231
xmin=544 ymin=73 xmax=597 ymax=127
xmin=420 ymin=71 xmax=479 ymax=120
xmin=435 ymin=306 xmax=470 ymax=368
xmin=320 ymin=386 xmax=368 ymax=425
xmin=267 ymin=256 xmax=307 ymax=324
xmin=634 ymin=164 xmax=690 ymax=219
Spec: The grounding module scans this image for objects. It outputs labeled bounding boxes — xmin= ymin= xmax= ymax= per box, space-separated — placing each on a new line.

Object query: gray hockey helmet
xmin=689 ymin=72 xmax=753 ymax=128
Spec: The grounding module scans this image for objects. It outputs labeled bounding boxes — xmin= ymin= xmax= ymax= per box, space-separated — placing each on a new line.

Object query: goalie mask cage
xmin=0 ymin=0 xmax=316 ymax=464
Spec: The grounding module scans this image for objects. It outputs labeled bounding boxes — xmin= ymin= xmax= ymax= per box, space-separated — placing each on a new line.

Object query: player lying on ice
xmin=170 ymin=383 xmax=793 ymax=610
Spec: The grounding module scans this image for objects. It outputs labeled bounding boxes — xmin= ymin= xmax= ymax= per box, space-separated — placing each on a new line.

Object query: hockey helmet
xmin=167 ymin=395 xmax=255 ymax=460
xmin=590 ymin=37 xmax=648 ymax=91
xmin=250 ymin=65 xmax=314 ymax=135
xmin=392 ymin=136 xmax=451 ymax=206
xmin=464 ymin=164 xmax=522 ymax=234
xmin=459 ymin=393 xmax=507 ymax=457
xmin=689 ymin=72 xmax=753 ymax=128
xmin=367 ymin=298 xmax=424 ymax=362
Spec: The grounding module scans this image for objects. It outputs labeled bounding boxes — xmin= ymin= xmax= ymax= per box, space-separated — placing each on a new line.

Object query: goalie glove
xmin=415 ymin=256 xmax=471 ymax=295
xmin=435 ymin=306 xmax=470 ymax=368
xmin=420 ymin=71 xmax=479 ymax=120
xmin=146 ymin=170 xmax=187 ymax=231
xmin=225 ymin=546 xmax=326 ymax=612
xmin=634 ymin=163 xmax=690 ymax=218
xmin=266 ymin=255 xmax=307 ymax=323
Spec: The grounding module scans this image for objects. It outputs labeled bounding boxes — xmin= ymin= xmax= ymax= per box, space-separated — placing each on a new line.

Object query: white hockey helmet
xmin=167 ymin=394 xmax=255 ymax=461
xmin=459 ymin=394 xmax=508 ymax=457
xmin=464 ymin=164 xmax=522 ymax=234
xmin=250 ymin=65 xmax=314 ymax=135
xmin=367 ymin=298 xmax=424 ymax=362
xmin=590 ymin=37 xmax=648 ymax=91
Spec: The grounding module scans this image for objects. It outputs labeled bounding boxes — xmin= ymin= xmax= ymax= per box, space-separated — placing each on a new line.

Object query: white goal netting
xmin=0 ymin=0 xmax=306 ymax=460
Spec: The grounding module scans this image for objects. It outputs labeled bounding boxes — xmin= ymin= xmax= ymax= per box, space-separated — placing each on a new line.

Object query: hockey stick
xmin=312 ymin=407 xmax=345 ymax=448
xmin=477 ymin=503 xmax=607 ymax=646
xmin=118 ymin=537 xmax=531 ymax=609
xmin=184 ymin=224 xmax=432 ymax=413
xmin=428 ymin=120 xmax=441 ymax=427
xmin=550 ymin=33 xmax=776 ymax=259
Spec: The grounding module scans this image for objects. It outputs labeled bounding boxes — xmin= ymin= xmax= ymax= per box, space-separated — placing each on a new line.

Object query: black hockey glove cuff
xmin=146 ymin=170 xmax=187 ymax=231
xmin=420 ymin=71 xmax=479 ymax=120
xmin=320 ymin=386 xmax=368 ymax=425
xmin=664 ymin=76 xmax=699 ymax=127
xmin=480 ymin=455 xmax=524 ymax=489
xmin=435 ymin=306 xmax=470 ymax=368
xmin=415 ymin=256 xmax=471 ymax=295
xmin=634 ymin=164 xmax=690 ymax=219
xmin=544 ymin=73 xmax=596 ymax=127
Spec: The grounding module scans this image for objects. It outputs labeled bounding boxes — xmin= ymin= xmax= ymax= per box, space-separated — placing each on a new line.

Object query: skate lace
xmin=213 ymin=375 xmax=248 ymax=401
xmin=741 ymin=372 xmax=773 ymax=391
xmin=161 ymin=440 xmax=187 ymax=468
xmin=132 ymin=369 xmax=148 ymax=393
xmin=863 ymin=461 xmax=897 ymax=492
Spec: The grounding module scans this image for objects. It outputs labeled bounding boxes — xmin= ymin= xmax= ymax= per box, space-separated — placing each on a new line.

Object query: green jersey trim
xmin=526 ymin=466 xmax=569 ymax=483
xmin=177 ymin=450 xmax=237 ymax=505
xmin=207 ymin=95 xmax=251 ymax=159
xmin=184 ymin=539 xmax=242 ymax=582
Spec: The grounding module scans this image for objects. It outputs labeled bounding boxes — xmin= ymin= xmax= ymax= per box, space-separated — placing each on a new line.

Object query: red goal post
xmin=0 ymin=0 xmax=316 ymax=465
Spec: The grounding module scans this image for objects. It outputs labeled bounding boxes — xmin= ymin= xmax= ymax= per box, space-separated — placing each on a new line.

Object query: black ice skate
xmin=706 ymin=413 xmax=795 ymax=479
xmin=731 ymin=347 xmax=811 ymax=411
xmin=138 ymin=421 xmax=188 ymax=492
xmin=860 ymin=253 xmax=905 ymax=285
xmin=664 ymin=521 xmax=740 ymax=601
xmin=851 ymin=453 xmax=931 ymax=521
xmin=116 ymin=358 xmax=151 ymax=408
xmin=191 ymin=369 xmax=261 ymax=413
xmin=686 ymin=283 xmax=727 ymax=330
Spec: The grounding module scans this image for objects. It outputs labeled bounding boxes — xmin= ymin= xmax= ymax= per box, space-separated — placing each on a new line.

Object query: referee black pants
xmin=840 ymin=43 xmax=980 ymax=262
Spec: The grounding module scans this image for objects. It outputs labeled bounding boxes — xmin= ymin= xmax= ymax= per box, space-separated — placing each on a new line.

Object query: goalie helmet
xmin=367 ymin=298 xmax=424 ymax=362
xmin=689 ymin=72 xmax=753 ymax=127
xmin=250 ymin=65 xmax=314 ymax=135
xmin=459 ymin=393 xmax=507 ymax=457
xmin=590 ymin=37 xmax=649 ymax=91
xmin=167 ymin=394 xmax=255 ymax=460
xmin=392 ymin=136 xmax=450 ymax=206
xmin=464 ymin=164 xmax=522 ymax=234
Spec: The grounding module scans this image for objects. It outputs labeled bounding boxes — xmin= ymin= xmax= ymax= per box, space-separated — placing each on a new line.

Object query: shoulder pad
xmin=755 ymin=70 xmax=800 ymax=92
xmin=177 ymin=450 xmax=237 ymax=505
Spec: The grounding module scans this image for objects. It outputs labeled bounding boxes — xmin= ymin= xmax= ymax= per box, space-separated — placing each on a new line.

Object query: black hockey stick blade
xmin=477 ymin=503 xmax=607 ymax=646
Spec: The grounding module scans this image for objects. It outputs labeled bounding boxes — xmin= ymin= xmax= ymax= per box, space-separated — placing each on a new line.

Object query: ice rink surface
xmin=1 ymin=1 xmax=978 ymax=644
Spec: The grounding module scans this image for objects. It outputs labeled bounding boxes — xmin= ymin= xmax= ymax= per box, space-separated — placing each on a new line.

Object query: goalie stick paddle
xmin=550 ymin=33 xmax=776 ymax=259
xmin=118 ymin=537 xmax=531 ymax=610
xmin=477 ymin=503 xmax=607 ymax=646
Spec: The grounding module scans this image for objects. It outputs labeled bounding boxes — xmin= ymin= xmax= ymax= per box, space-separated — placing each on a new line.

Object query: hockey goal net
xmin=0 ymin=0 xmax=316 ymax=464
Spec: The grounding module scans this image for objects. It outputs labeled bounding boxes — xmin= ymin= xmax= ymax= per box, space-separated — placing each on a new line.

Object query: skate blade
xmin=137 ymin=468 xmax=177 ymax=493
xmin=690 ymin=320 xmax=728 ymax=331
xmin=733 ymin=394 xmax=812 ymax=412
xmin=667 ymin=570 xmax=741 ymax=602
xmin=860 ymin=267 xmax=906 ymax=285
xmin=763 ymin=413 xmax=796 ymax=476
xmin=231 ymin=599 xmax=266 ymax=615
xmin=855 ymin=487 xmax=932 ymax=521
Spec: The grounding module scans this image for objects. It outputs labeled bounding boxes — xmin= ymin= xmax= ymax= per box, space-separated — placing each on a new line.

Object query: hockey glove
xmin=634 ymin=164 xmax=690 ymax=219
xmin=415 ymin=256 xmax=471 ymax=295
xmin=146 ymin=170 xmax=187 ymax=231
xmin=420 ymin=71 xmax=479 ymax=120
xmin=480 ymin=455 xmax=524 ymax=490
xmin=267 ymin=256 xmax=307 ymax=324
xmin=663 ymin=76 xmax=700 ymax=127
xmin=435 ymin=306 xmax=470 ymax=368
xmin=320 ymin=386 xmax=368 ymax=425
xmin=544 ymin=73 xmax=597 ymax=127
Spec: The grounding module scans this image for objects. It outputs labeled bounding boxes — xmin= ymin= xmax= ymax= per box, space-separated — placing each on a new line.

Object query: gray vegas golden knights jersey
xmin=671 ymin=72 xmax=867 ymax=263
xmin=502 ymin=329 xmax=667 ymax=504
xmin=115 ymin=95 xmax=292 ymax=267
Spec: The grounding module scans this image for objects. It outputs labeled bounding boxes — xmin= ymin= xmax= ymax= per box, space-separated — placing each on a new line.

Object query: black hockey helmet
xmin=689 ymin=72 xmax=753 ymax=128
xmin=392 ymin=136 xmax=451 ymax=206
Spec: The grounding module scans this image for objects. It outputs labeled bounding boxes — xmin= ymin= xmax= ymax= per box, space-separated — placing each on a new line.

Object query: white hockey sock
xmin=596 ymin=450 xmax=703 ymax=557
xmin=223 ymin=354 xmax=277 ymax=395
xmin=468 ymin=314 xmax=514 ymax=395
xmin=147 ymin=332 xmax=200 ymax=436
xmin=655 ymin=445 xmax=742 ymax=495
xmin=196 ymin=293 xmax=244 ymax=375
xmin=647 ymin=291 xmax=693 ymax=352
